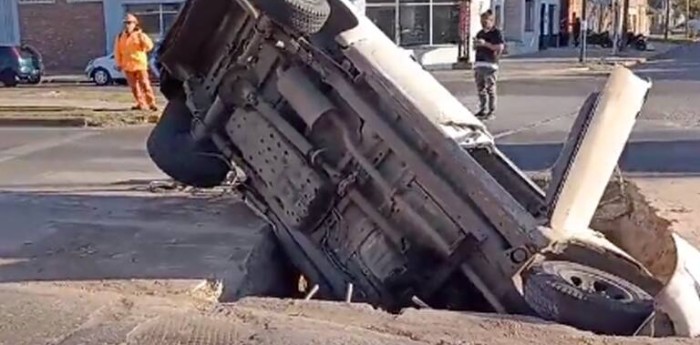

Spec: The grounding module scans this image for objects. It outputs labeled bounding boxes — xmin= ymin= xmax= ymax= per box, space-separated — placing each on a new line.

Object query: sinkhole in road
xmin=215 ymin=175 xmax=676 ymax=337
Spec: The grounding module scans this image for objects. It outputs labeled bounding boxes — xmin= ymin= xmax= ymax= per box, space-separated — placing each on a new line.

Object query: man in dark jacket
xmin=572 ymin=15 xmax=582 ymax=47
xmin=473 ymin=10 xmax=505 ymax=119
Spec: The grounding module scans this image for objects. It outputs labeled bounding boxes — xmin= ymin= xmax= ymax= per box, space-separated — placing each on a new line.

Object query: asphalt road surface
xmin=439 ymin=42 xmax=700 ymax=176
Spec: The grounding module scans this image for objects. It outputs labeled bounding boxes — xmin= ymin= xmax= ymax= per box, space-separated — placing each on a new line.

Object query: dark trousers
xmin=474 ymin=66 xmax=498 ymax=113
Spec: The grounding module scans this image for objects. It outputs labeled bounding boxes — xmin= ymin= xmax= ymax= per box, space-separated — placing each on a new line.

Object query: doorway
xmin=548 ymin=4 xmax=556 ymax=47
xmin=539 ymin=3 xmax=547 ymax=50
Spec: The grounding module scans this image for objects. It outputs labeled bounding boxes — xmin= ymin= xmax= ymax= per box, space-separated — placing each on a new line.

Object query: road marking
xmin=0 ymin=131 xmax=97 ymax=164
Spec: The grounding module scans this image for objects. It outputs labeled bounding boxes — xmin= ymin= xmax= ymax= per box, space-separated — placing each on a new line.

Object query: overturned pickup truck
xmin=146 ymin=0 xmax=700 ymax=337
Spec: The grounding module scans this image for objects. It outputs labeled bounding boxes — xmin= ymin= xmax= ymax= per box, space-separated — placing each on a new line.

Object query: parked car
xmin=145 ymin=0 xmax=695 ymax=338
xmin=85 ymin=41 xmax=161 ymax=86
xmin=0 ymin=44 xmax=44 ymax=87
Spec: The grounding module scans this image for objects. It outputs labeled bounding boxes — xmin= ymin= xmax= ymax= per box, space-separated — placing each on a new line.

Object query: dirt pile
xmin=125 ymin=297 xmax=698 ymax=345
xmin=532 ymin=174 xmax=678 ymax=284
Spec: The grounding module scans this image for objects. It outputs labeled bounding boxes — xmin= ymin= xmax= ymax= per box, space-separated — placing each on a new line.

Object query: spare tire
xmin=252 ymin=0 xmax=330 ymax=34
xmin=523 ymin=260 xmax=653 ymax=336
xmin=147 ymin=99 xmax=230 ymax=188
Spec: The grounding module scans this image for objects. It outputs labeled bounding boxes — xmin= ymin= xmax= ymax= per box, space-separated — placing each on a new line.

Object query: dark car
xmin=0 ymin=44 xmax=44 ymax=87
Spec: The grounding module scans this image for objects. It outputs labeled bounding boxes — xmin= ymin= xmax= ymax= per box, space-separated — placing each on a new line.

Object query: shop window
xmin=368 ymin=0 xmax=461 ymax=46
xmin=366 ymin=5 xmax=397 ymax=41
xmin=399 ymin=4 xmax=430 ymax=45
xmin=432 ymin=4 xmax=460 ymax=44
xmin=125 ymin=3 xmax=183 ymax=40
xmin=524 ymin=0 xmax=535 ymax=32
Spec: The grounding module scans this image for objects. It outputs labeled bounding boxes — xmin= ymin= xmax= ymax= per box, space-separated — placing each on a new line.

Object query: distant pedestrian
xmin=560 ymin=17 xmax=569 ymax=46
xmin=473 ymin=10 xmax=504 ymax=119
xmin=572 ymin=15 xmax=582 ymax=48
xmin=114 ymin=13 xmax=158 ymax=113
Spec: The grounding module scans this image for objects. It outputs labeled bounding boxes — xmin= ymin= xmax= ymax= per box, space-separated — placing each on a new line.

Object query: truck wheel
xmin=523 ymin=260 xmax=653 ymax=335
xmin=147 ymin=99 xmax=230 ymax=188
xmin=253 ymin=0 xmax=330 ymax=34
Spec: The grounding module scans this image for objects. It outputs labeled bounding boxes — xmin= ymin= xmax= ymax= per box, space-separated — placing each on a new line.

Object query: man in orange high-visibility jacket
xmin=114 ymin=13 xmax=158 ymax=112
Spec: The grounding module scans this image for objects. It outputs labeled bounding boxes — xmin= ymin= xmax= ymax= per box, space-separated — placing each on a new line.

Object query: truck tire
xmin=147 ymin=99 xmax=230 ymax=188
xmin=252 ymin=0 xmax=330 ymax=34
xmin=523 ymin=260 xmax=653 ymax=336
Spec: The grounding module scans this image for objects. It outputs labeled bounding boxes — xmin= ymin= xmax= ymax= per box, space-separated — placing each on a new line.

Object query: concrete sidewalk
xmin=433 ymin=41 xmax=685 ymax=80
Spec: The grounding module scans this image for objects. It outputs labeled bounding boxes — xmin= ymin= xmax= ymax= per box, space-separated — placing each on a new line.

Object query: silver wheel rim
xmin=94 ymin=70 xmax=109 ymax=85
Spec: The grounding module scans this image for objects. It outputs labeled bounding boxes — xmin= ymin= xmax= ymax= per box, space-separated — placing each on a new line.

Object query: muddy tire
xmin=147 ymin=99 xmax=230 ymax=188
xmin=253 ymin=0 xmax=330 ymax=34
xmin=523 ymin=260 xmax=653 ymax=335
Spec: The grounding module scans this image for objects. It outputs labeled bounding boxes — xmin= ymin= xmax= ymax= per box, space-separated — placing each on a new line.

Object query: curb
xmin=41 ymin=79 xmax=92 ymax=85
xmin=0 ymin=117 xmax=88 ymax=128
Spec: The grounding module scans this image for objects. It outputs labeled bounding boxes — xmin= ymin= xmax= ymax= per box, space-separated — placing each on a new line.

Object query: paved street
xmin=0 ymin=127 xmax=266 ymax=345
xmin=437 ymin=43 xmax=700 ymax=175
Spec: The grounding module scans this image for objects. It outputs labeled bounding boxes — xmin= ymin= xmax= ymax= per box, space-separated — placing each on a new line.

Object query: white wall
xmin=0 ymin=0 xmax=20 ymax=46
xmin=466 ymin=0 xmax=492 ymax=62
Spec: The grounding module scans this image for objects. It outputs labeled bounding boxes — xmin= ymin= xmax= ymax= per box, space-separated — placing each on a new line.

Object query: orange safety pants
xmin=124 ymin=70 xmax=156 ymax=109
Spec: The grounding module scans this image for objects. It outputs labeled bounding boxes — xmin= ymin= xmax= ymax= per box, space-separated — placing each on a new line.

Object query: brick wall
xmin=18 ymin=0 xmax=105 ymax=74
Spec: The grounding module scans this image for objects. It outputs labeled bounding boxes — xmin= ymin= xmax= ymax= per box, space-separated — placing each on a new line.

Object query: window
xmin=366 ymin=0 xmax=460 ymax=46
xmin=399 ymin=4 xmax=430 ymax=45
xmin=525 ymin=0 xmax=535 ymax=32
xmin=494 ymin=5 xmax=502 ymax=28
xmin=124 ymin=3 xmax=183 ymax=40
xmin=432 ymin=4 xmax=460 ymax=44
xmin=366 ymin=6 xmax=396 ymax=41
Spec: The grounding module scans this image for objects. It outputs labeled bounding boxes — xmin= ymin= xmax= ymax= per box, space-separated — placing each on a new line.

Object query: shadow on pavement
xmin=0 ymin=190 xmax=264 ymax=284
xmin=498 ymin=139 xmax=700 ymax=173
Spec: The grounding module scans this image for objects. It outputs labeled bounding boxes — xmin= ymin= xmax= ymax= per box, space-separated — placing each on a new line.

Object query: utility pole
xmin=612 ymin=0 xmax=620 ymax=55
xmin=620 ymin=0 xmax=630 ymax=50
xmin=686 ymin=0 xmax=691 ymax=38
xmin=665 ymin=0 xmax=671 ymax=39
xmin=579 ymin=0 xmax=588 ymax=62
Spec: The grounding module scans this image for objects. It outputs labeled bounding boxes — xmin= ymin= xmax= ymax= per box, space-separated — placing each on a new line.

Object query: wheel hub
xmin=561 ymin=270 xmax=634 ymax=302
xmin=95 ymin=71 xmax=108 ymax=84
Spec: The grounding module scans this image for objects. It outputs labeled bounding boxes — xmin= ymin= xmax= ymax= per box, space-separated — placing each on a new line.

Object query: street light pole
xmin=664 ymin=0 xmax=671 ymax=39
xmin=686 ymin=0 xmax=691 ymax=38
xmin=579 ymin=0 xmax=588 ymax=62
xmin=620 ymin=0 xmax=630 ymax=50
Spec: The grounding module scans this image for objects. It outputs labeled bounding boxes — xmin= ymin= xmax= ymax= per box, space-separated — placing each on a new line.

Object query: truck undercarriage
xmin=145 ymin=0 xmax=700 ymax=338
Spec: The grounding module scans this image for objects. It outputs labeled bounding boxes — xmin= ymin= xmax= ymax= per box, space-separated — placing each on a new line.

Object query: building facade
xmin=502 ymin=0 xmax=563 ymax=55
xmin=103 ymin=0 xmax=184 ymax=53
xmin=10 ymin=0 xmax=182 ymax=73
xmin=17 ymin=0 xmax=105 ymax=73
xmin=6 ymin=0 xmax=636 ymax=72
xmin=567 ymin=0 xmax=650 ymax=36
